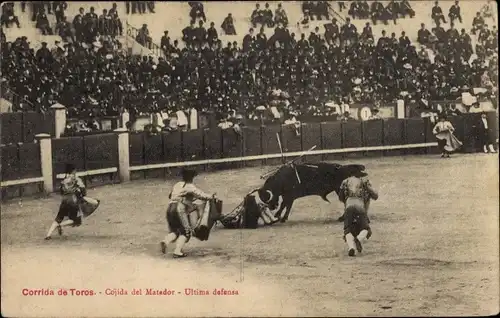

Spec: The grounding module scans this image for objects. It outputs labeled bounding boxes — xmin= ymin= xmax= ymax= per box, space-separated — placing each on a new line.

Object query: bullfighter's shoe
xmin=57 ymin=224 xmax=63 ymax=236
xmin=160 ymin=241 xmax=167 ymax=254
xmin=173 ymin=253 xmax=187 ymax=258
xmin=355 ymin=238 xmax=363 ymax=253
xmin=348 ymin=249 xmax=356 ymax=257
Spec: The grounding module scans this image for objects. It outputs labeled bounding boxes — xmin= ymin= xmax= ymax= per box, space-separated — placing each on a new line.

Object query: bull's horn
xmin=265 ymin=190 xmax=274 ymax=203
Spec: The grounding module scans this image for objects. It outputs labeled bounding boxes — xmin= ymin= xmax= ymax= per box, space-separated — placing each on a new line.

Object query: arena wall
xmin=0 ymin=112 xmax=497 ymax=201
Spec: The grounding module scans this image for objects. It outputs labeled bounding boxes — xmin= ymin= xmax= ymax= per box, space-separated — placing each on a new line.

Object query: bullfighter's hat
xmin=181 ymin=168 xmax=198 ymax=181
xmin=354 ymin=170 xmax=368 ymax=178
xmin=65 ymin=163 xmax=76 ymax=174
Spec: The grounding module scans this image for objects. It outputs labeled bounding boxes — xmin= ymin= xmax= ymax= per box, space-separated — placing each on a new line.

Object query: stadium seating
xmin=1 ymin=1 xmax=497 ymax=134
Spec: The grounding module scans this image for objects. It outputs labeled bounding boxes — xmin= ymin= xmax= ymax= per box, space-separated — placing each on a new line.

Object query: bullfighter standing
xmin=161 ymin=168 xmax=215 ymax=258
xmin=338 ymin=170 xmax=379 ymax=257
xmin=45 ymin=164 xmax=87 ymax=240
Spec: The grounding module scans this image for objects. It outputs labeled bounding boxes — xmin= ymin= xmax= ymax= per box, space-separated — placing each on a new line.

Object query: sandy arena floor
xmin=1 ymin=154 xmax=499 ymax=317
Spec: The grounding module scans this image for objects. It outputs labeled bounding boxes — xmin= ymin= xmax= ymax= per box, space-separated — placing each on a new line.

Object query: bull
xmin=257 ymin=162 xmax=366 ymax=222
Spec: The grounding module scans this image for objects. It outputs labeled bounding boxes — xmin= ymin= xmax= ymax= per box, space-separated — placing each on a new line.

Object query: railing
xmin=125 ymin=21 xmax=166 ymax=59
xmin=326 ymin=2 xmax=347 ymax=24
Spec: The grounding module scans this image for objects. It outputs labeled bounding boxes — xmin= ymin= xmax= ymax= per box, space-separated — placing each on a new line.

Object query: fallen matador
xmin=220 ymin=190 xmax=278 ymax=229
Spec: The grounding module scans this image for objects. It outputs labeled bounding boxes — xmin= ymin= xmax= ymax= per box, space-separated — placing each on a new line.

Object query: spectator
xmin=302 ymin=1 xmax=314 ymax=20
xmin=386 ymin=0 xmax=399 ymax=24
xmin=125 ymin=1 xmax=134 ymax=15
xmin=53 ymin=1 xmax=68 ymax=24
xmin=55 ymin=16 xmax=73 ymax=42
xmin=73 ymin=14 xmax=85 ymax=42
xmin=207 ymin=22 xmax=218 ymax=46
xmin=361 ymin=22 xmax=374 ymax=43
xmin=371 ymin=1 xmax=388 ymax=25
xmin=35 ymin=42 xmax=53 ymax=67
xmin=431 ymin=1 xmax=447 ymax=25
xmin=341 ymin=18 xmax=357 ymax=46
xmin=36 ymin=8 xmax=53 ymax=35
xmin=471 ymin=12 xmax=485 ymax=35
xmin=243 ymin=28 xmax=255 ymax=52
xmin=194 ymin=20 xmax=207 ymax=47
xmin=315 ymin=1 xmax=330 ymax=20
xmin=368 ymin=108 xmax=382 ymax=120
xmin=251 ymin=3 xmax=264 ymax=28
xmin=73 ymin=7 xmax=85 ymax=24
xmin=221 ymin=13 xmax=236 ymax=35
xmin=448 ymin=1 xmax=462 ymax=24
xmin=99 ymin=9 xmax=111 ymax=36
xmin=324 ymin=18 xmax=340 ymax=45
xmin=108 ymin=3 xmax=123 ymax=36
xmin=338 ymin=1 xmax=346 ymax=12
xmin=160 ymin=31 xmax=171 ymax=55
xmin=1 ymin=2 xmax=21 ymax=28
xmin=349 ymin=1 xmax=362 ymax=19
xmin=341 ymin=111 xmax=355 ymax=122
xmin=136 ymin=24 xmax=152 ymax=49
xmin=256 ymin=27 xmax=267 ymax=50
xmin=217 ymin=117 xmax=233 ymax=129
xmin=400 ymin=0 xmax=415 ymax=18
xmin=417 ymin=23 xmax=431 ymax=46
xmin=399 ymin=31 xmax=411 ymax=49
xmin=262 ymin=3 xmax=274 ymax=27
xmin=189 ymin=1 xmax=206 ymax=24
xmin=147 ymin=1 xmax=155 ymax=13
xmin=182 ymin=21 xmax=196 ymax=47
xmin=274 ymin=3 xmax=288 ymax=28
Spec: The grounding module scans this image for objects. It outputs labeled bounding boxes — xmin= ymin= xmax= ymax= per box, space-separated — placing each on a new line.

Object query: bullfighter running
xmin=338 ymin=170 xmax=379 ymax=257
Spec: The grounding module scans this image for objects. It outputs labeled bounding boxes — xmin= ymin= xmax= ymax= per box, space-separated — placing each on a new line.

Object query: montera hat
xmin=65 ymin=163 xmax=76 ymax=174
xmin=354 ymin=170 xmax=368 ymax=178
xmin=181 ymin=168 xmax=198 ymax=181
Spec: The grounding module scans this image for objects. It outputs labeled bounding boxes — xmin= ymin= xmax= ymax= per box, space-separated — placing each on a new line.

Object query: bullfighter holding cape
xmin=161 ymin=168 xmax=216 ymax=258
xmin=433 ymin=114 xmax=463 ymax=158
xmin=339 ymin=170 xmax=379 ymax=257
xmin=45 ymin=164 xmax=100 ymax=240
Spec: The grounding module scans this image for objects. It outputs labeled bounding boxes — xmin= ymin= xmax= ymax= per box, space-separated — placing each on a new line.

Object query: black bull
xmin=257 ymin=162 xmax=366 ymax=222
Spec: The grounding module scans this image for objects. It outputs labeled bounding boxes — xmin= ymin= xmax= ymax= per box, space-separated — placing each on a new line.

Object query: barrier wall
xmin=0 ymin=111 xmax=54 ymax=145
xmin=1 ymin=113 xmax=498 ymax=200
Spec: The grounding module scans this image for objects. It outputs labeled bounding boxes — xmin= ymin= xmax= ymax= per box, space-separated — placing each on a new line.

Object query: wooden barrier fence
xmin=1 ymin=113 xmax=497 ymax=201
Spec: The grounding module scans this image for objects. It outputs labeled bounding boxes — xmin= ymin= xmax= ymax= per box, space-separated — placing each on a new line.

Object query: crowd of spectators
xmin=347 ymin=0 xmax=415 ymax=25
xmin=125 ymin=1 xmax=155 ymax=15
xmin=1 ymin=1 xmax=498 ymax=130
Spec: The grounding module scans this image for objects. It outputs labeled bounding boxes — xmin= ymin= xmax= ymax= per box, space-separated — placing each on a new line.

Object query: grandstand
xmin=1 ymin=1 xmax=497 ymax=135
